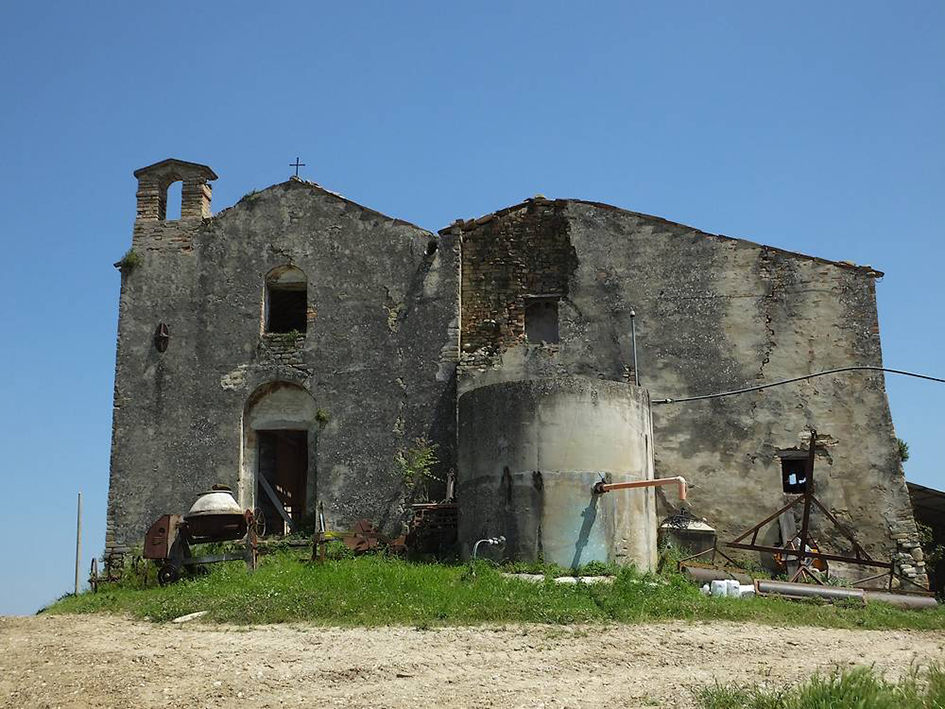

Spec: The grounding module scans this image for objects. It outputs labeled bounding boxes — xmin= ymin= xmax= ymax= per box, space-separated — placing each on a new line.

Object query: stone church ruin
xmin=105 ymin=158 xmax=928 ymax=589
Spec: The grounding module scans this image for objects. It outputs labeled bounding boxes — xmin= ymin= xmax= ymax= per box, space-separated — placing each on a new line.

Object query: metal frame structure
xmin=682 ymin=430 xmax=928 ymax=593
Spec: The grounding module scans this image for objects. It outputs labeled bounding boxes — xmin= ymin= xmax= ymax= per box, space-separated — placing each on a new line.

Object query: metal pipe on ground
xmin=680 ymin=564 xmax=753 ymax=586
xmin=756 ymin=579 xmax=938 ymax=609
xmin=755 ymin=579 xmax=866 ymax=604
xmin=863 ymin=591 xmax=939 ymax=610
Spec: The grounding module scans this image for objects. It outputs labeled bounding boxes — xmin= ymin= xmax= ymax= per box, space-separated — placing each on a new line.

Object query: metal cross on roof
xmin=290 ymin=157 xmax=305 ymax=177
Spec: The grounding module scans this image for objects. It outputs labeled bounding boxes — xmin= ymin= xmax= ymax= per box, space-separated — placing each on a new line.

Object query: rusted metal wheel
xmin=252 ymin=507 xmax=266 ymax=537
xmin=158 ymin=564 xmax=180 ymax=586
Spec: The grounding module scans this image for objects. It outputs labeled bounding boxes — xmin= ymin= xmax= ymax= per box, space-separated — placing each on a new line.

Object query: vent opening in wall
xmin=525 ymin=296 xmax=559 ymax=344
xmin=265 ymin=266 xmax=307 ymax=334
xmin=781 ymin=455 xmax=809 ymax=494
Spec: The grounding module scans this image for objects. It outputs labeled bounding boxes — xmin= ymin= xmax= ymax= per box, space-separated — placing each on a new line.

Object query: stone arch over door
xmin=240 ymin=381 xmax=318 ymax=531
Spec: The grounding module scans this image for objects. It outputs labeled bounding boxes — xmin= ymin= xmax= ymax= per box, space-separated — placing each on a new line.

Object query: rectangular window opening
xmin=780 ymin=457 xmax=808 ymax=494
xmin=267 ymin=286 xmax=307 ymax=334
xmin=525 ymin=296 xmax=560 ymax=344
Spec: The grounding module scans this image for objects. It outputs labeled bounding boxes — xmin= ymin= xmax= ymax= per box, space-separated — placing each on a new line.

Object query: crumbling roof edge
xmin=440 ymin=197 xmax=884 ymax=277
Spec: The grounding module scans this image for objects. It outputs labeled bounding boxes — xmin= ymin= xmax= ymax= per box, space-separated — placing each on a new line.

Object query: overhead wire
xmin=651 ymin=366 xmax=945 ymax=405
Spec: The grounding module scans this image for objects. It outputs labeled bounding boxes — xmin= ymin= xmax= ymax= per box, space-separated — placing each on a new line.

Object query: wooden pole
xmin=74 ymin=492 xmax=82 ymax=595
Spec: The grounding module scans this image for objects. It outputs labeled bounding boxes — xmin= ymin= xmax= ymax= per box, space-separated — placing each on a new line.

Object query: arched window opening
xmin=163 ymin=181 xmax=182 ymax=220
xmin=265 ymin=266 xmax=307 ymax=334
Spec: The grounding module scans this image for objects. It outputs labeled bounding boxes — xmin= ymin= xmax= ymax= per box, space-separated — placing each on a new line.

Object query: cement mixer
xmin=143 ymin=486 xmax=258 ymax=584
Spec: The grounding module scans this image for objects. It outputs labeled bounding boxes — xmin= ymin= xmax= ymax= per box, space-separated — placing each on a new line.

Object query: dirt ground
xmin=1 ymin=615 xmax=943 ymax=709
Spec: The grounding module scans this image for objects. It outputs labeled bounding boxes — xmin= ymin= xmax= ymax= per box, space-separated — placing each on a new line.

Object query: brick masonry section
xmin=458 ymin=197 xmax=577 ymax=365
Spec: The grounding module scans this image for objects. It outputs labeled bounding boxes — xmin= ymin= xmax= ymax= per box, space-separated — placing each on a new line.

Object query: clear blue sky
xmin=1 ymin=3 xmax=942 ymax=615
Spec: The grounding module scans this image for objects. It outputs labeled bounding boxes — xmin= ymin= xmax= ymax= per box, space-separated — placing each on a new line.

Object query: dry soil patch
xmin=1 ymin=615 xmax=943 ymax=708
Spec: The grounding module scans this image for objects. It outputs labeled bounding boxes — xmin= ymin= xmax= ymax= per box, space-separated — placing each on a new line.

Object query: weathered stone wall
xmin=455 ymin=199 xmax=925 ymax=586
xmin=106 ymin=177 xmax=459 ymax=557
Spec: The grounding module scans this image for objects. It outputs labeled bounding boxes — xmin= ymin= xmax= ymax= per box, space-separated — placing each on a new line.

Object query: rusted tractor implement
xmin=144 ymin=487 xmax=258 ymax=584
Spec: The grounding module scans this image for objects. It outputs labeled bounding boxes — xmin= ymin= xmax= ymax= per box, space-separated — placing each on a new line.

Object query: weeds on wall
xmin=266 ymin=329 xmax=305 ymax=346
xmin=396 ymin=437 xmax=440 ymax=504
xmin=898 ymin=438 xmax=911 ymax=463
xmin=116 ymin=249 xmax=141 ymax=272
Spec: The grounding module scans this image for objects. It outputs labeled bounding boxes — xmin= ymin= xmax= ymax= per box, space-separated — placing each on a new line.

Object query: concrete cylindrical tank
xmin=458 ymin=376 xmax=657 ymax=570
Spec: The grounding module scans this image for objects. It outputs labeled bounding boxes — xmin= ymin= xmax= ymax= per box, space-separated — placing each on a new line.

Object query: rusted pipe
xmin=754 ymin=579 xmax=866 ymax=603
xmin=592 ymin=476 xmax=688 ymax=501
xmin=862 ymin=590 xmax=939 ymax=610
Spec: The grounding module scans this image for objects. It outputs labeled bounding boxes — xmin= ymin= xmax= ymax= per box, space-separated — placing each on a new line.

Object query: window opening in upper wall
xmin=780 ymin=456 xmax=809 ymax=494
xmin=525 ymin=296 xmax=560 ymax=344
xmin=164 ymin=181 xmax=182 ymax=220
xmin=265 ymin=267 xmax=308 ymax=334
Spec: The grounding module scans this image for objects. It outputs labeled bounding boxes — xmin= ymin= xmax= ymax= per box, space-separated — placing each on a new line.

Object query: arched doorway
xmin=240 ymin=382 xmax=318 ymax=534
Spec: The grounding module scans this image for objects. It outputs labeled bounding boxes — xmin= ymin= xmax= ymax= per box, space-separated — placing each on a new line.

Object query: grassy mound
xmin=46 ymin=553 xmax=945 ymax=629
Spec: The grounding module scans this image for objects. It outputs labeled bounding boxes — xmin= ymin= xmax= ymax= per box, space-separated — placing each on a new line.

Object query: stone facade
xmin=106 ymin=159 xmax=926 ymax=588
xmin=106 ymin=160 xmax=459 ymax=558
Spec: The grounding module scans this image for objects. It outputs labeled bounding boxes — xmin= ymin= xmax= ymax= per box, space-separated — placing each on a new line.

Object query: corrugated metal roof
xmin=909 ymin=481 xmax=945 ymax=516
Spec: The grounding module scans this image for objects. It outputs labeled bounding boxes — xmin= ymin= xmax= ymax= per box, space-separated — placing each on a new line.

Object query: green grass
xmin=45 ymin=553 xmax=945 ymax=629
xmin=693 ymin=665 xmax=945 ymax=709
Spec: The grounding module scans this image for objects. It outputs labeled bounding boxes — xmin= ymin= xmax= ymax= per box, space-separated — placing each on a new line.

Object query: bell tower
xmin=133 ymin=158 xmax=218 ymax=221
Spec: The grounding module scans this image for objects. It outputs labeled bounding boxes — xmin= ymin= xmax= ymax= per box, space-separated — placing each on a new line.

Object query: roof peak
xmin=133 ymin=158 xmax=218 ymax=181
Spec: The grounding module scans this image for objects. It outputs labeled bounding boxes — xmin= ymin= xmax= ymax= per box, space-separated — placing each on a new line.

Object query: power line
xmin=651 ymin=366 xmax=945 ymax=405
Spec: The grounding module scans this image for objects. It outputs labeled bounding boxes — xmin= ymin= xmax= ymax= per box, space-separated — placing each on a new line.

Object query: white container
xmin=710 ymin=580 xmax=728 ymax=597
xmin=726 ymin=579 xmax=740 ymax=597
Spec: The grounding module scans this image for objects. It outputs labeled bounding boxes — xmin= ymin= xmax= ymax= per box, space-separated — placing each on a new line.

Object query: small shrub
xmin=116 ymin=249 xmax=141 ymax=272
xmin=315 ymin=409 xmax=330 ymax=425
xmin=396 ymin=438 xmax=439 ymax=503
xmin=898 ymin=438 xmax=910 ymax=463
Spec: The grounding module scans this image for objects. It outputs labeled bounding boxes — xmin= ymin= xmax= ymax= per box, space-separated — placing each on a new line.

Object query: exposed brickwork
xmin=132 ymin=220 xmax=201 ymax=253
xmin=458 ymin=197 xmax=577 ymax=367
xmin=258 ymin=335 xmax=311 ymax=375
xmin=134 ymin=158 xmax=216 ymax=222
